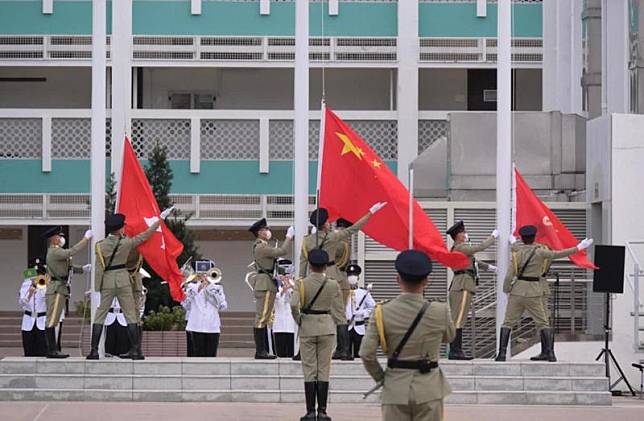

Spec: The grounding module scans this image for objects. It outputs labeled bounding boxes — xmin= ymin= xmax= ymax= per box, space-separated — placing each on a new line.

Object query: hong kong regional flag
xmin=117 ymin=138 xmax=185 ymax=301
xmin=514 ymin=167 xmax=596 ymax=269
xmin=319 ymin=107 xmax=468 ymax=269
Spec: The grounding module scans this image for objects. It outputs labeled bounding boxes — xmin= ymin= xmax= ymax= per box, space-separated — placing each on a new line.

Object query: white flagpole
xmin=408 ymin=165 xmax=414 ymax=249
xmin=90 ymin=0 xmax=106 ymax=324
xmin=293 ymin=0 xmax=309 ymax=276
xmin=316 ymin=101 xmax=326 ymax=193
xmin=496 ymin=0 xmax=512 ymax=347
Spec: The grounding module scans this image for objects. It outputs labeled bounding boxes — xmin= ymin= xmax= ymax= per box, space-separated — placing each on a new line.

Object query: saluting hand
xmin=160 ymin=206 xmax=175 ymax=220
xmin=369 ymin=201 xmax=387 ymax=214
xmin=286 ymin=226 xmax=295 ymax=239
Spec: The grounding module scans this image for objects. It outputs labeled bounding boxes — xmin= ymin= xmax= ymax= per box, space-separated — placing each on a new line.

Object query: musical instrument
xmin=205 ymin=267 xmax=223 ymax=284
xmin=31 ymin=274 xmax=49 ymax=289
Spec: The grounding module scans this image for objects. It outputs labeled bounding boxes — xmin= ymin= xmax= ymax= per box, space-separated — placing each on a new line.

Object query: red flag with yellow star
xmin=319 ymin=107 xmax=468 ymax=269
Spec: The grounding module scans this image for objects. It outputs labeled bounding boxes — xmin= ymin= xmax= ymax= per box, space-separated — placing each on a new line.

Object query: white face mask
xmin=348 ymin=275 xmax=359 ymax=286
xmin=58 ymin=237 xmax=66 ymax=247
xmin=264 ymin=230 xmax=272 ymax=241
xmin=464 ymin=233 xmax=469 ymax=242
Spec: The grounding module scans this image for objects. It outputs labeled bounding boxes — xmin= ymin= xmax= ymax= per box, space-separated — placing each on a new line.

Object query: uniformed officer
xmin=18 ymin=259 xmax=48 ymax=357
xmin=249 ymin=218 xmax=294 ymax=359
xmin=332 ymin=217 xmax=353 ymax=360
xmin=446 ymin=220 xmax=498 ymax=360
xmin=86 ymin=210 xmax=171 ymax=360
xmin=345 ymin=264 xmax=375 ymax=359
xmin=360 ymin=250 xmax=455 ymax=421
xmin=291 ymin=249 xmax=345 ymax=421
xmin=43 ymin=226 xmax=93 ymax=358
xmin=495 ymin=225 xmax=593 ymax=362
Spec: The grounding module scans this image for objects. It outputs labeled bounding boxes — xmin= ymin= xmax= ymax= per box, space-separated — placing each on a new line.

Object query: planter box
xmin=141 ymin=331 xmax=187 ymax=357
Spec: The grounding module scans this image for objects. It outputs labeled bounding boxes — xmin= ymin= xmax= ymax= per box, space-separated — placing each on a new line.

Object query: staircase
xmin=626 ymin=241 xmax=644 ymax=351
xmin=0 ymin=358 xmax=611 ymax=405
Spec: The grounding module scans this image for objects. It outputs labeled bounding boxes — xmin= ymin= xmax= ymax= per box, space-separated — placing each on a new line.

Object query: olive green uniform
xmin=502 ymin=243 xmax=578 ymax=330
xmin=94 ymin=222 xmax=159 ymax=325
xmin=290 ymin=272 xmax=345 ymax=381
xmin=126 ymin=249 xmax=145 ymax=322
xmin=360 ymin=293 xmax=455 ymax=421
xmin=252 ymin=236 xmax=292 ymax=328
xmin=45 ymin=238 xmax=89 ymax=328
xmin=448 ymin=236 xmax=494 ymax=328
xmin=299 ymin=213 xmax=370 ymax=280
xmin=335 ymin=239 xmax=352 ymax=306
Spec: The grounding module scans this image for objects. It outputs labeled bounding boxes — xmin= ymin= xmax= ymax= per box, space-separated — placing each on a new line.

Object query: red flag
xmin=117 ymin=138 xmax=186 ymax=301
xmin=513 ymin=167 xmax=596 ymax=269
xmin=319 ymin=107 xmax=468 ymax=269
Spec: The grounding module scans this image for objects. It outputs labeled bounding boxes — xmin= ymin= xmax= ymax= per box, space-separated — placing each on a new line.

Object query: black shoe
xmin=120 ymin=324 xmax=145 ymax=360
xmin=86 ymin=323 xmax=103 ymax=360
xmin=45 ymin=327 xmax=68 ymax=359
xmin=292 ymin=352 xmax=301 ymax=361
xmin=316 ymin=381 xmax=332 ymax=420
xmin=530 ymin=329 xmax=550 ymax=361
xmin=494 ymin=327 xmax=511 ymax=362
xmin=300 ymin=382 xmax=317 ymax=421
xmin=254 ymin=327 xmax=276 ymax=359
xmin=449 ymin=329 xmax=474 ymax=360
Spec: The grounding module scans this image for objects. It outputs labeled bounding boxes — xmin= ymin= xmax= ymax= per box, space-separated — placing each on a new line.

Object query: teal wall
xmin=0 ymin=159 xmax=397 ymax=195
xmin=0 ymin=0 xmax=542 ymax=38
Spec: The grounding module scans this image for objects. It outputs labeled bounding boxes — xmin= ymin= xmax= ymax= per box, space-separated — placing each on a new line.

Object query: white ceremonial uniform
xmin=273 ymin=289 xmax=296 ymax=334
xmin=346 ymin=287 xmax=375 ymax=358
xmin=19 ymin=279 xmax=47 ymax=331
xmin=105 ymin=298 xmax=127 ymax=327
xmin=185 ymin=283 xmax=228 ymax=333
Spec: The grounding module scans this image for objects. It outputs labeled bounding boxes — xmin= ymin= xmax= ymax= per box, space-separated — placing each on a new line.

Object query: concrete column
xmin=542 ymin=0 xmax=558 ymax=111
xmin=583 ymin=0 xmax=603 ymax=119
xmin=396 ymin=0 xmax=419 ymax=186
xmin=636 ymin=0 xmax=644 ymax=112
xmin=605 ymin=0 xmax=629 ymax=113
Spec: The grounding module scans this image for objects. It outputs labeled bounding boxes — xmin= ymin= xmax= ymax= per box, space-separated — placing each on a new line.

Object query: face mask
xmin=464 ymin=233 xmax=469 ymax=242
xmin=348 ymin=275 xmax=359 ymax=286
xmin=264 ymin=230 xmax=272 ymax=241
xmin=58 ymin=237 xmax=66 ymax=247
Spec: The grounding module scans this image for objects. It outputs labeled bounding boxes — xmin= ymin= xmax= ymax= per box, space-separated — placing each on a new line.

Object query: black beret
xmin=446 ymin=220 xmax=465 ymax=237
xmin=336 ymin=218 xmax=353 ymax=228
xmin=310 ymin=208 xmax=329 ymax=228
xmin=395 ymin=250 xmax=433 ymax=278
xmin=346 ymin=264 xmax=362 ymax=276
xmin=519 ymin=225 xmax=537 ymax=237
xmin=308 ymin=249 xmax=330 ymax=266
xmin=42 ymin=226 xmax=64 ymax=239
xmin=105 ymin=213 xmax=126 ymax=232
xmin=249 ymin=218 xmax=268 ymax=234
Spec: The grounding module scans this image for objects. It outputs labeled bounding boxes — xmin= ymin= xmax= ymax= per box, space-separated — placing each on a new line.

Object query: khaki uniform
xmin=502 ymin=243 xmax=577 ymax=330
xmin=299 ymin=213 xmax=370 ymax=281
xmin=126 ymin=249 xmax=144 ymax=322
xmin=45 ymin=238 xmax=89 ymax=328
xmin=252 ymin=237 xmax=292 ymax=328
xmin=290 ymin=272 xmax=345 ymax=382
xmin=94 ymin=223 xmax=158 ymax=325
xmin=360 ymin=293 xmax=455 ymax=421
xmin=448 ymin=236 xmax=494 ymax=328
xmin=335 ymin=238 xmax=352 ymax=307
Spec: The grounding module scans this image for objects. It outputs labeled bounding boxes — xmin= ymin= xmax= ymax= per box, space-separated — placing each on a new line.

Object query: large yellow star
xmin=336 ymin=132 xmax=365 ymax=160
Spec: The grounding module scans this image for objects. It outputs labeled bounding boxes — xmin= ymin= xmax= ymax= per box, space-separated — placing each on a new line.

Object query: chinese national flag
xmin=514 ymin=167 xmax=596 ymax=269
xmin=117 ymin=138 xmax=186 ymax=301
xmin=319 ymin=108 xmax=469 ymax=269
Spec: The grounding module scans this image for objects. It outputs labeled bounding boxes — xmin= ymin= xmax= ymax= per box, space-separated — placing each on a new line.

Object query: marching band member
xmin=272 ymin=259 xmax=296 ymax=357
xmin=18 ymin=259 xmax=48 ymax=357
xmin=344 ymin=264 xmax=375 ymax=360
xmin=104 ymin=298 xmax=129 ymax=356
xmin=184 ymin=261 xmax=228 ymax=357
xmin=181 ymin=282 xmax=195 ymax=357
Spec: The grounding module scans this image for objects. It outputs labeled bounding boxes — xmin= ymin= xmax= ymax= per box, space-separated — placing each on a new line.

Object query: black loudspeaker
xmin=592 ymin=245 xmax=625 ymax=294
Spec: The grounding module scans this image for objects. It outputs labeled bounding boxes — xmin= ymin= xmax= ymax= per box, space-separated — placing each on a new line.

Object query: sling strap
xmin=387 ymin=302 xmax=435 ymax=374
xmin=301 ymin=277 xmax=328 ymax=315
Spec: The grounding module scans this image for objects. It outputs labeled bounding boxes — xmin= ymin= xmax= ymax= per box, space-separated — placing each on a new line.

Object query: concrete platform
xmin=0 ymin=357 xmax=612 ymax=405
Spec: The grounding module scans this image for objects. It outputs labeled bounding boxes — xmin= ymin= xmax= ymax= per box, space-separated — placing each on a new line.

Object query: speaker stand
xmin=595 ymin=293 xmax=636 ymax=396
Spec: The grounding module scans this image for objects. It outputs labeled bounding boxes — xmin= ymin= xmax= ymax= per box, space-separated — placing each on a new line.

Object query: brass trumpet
xmin=32 ymin=274 xmax=49 ymax=289
xmin=206 ymin=267 xmax=223 ymax=284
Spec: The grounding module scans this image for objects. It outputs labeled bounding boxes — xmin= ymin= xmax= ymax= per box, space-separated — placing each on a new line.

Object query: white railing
xmin=419 ymin=37 xmax=543 ymax=66
xmin=626 ymin=241 xmax=644 ymax=351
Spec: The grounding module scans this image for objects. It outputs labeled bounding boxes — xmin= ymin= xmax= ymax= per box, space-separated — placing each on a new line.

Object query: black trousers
xmin=186 ymin=331 xmax=195 ymax=357
xmin=105 ymin=324 xmax=130 ymax=356
xmin=273 ymin=332 xmax=294 ymax=357
xmin=348 ymin=329 xmax=364 ymax=358
xmin=190 ymin=332 xmax=220 ymax=357
xmin=22 ymin=329 xmax=46 ymax=357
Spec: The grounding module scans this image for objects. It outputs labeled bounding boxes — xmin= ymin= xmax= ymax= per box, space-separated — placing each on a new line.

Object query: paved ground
xmin=1 ymin=400 xmax=644 ymax=421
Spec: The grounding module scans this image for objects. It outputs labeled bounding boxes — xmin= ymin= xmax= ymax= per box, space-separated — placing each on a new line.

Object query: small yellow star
xmin=371 ymin=159 xmax=382 ymax=169
xmin=336 ymin=132 xmax=365 ymax=160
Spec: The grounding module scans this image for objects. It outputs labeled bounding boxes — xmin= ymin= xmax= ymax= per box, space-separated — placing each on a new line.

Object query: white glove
xmin=369 ymin=201 xmax=387 ymax=214
xmin=491 ymin=229 xmax=499 ymax=239
xmin=509 ymin=235 xmax=518 ymax=245
xmin=310 ymin=226 xmax=317 ymax=235
xmin=82 ymin=264 xmax=92 ymax=273
xmin=488 ymin=264 xmax=497 ymax=273
xmin=160 ymin=206 xmax=175 ymax=220
xmin=577 ymin=238 xmax=594 ymax=251
xmin=84 ymin=229 xmax=93 ymax=239
xmin=286 ymin=226 xmax=295 ymax=239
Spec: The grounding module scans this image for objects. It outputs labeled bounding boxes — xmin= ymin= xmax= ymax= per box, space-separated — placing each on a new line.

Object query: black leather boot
xmin=120 ymin=324 xmax=145 ymax=360
xmin=45 ymin=327 xmax=68 ymax=359
xmin=339 ymin=325 xmax=352 ymax=360
xmin=300 ymin=382 xmax=317 ymax=421
xmin=494 ymin=327 xmax=511 ymax=362
xmin=254 ymin=327 xmax=276 ymax=359
xmin=449 ymin=329 xmax=473 ymax=360
xmin=530 ymin=329 xmax=550 ymax=361
xmin=332 ymin=325 xmax=344 ymax=360
xmin=86 ymin=324 xmax=102 ymax=360
xmin=544 ymin=328 xmax=557 ymax=362
xmin=316 ymin=381 xmax=331 ymax=420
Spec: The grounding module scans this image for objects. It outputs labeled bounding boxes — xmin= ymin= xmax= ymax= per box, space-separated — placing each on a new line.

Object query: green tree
xmin=105 ymin=172 xmax=117 ymax=217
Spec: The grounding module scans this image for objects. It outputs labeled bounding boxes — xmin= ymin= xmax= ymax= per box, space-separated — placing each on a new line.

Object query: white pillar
xmin=542 ymin=0 xmax=558 ymax=111
xmin=111 ymin=0 xmax=133 ymax=179
xmin=605 ymin=0 xmax=629 ymax=113
xmin=496 ymin=0 xmax=512 ymax=344
xmin=396 ymin=0 xmax=419 ymax=186
xmin=90 ymin=0 xmax=107 ymax=323
xmin=293 ymin=0 xmax=309 ymax=276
